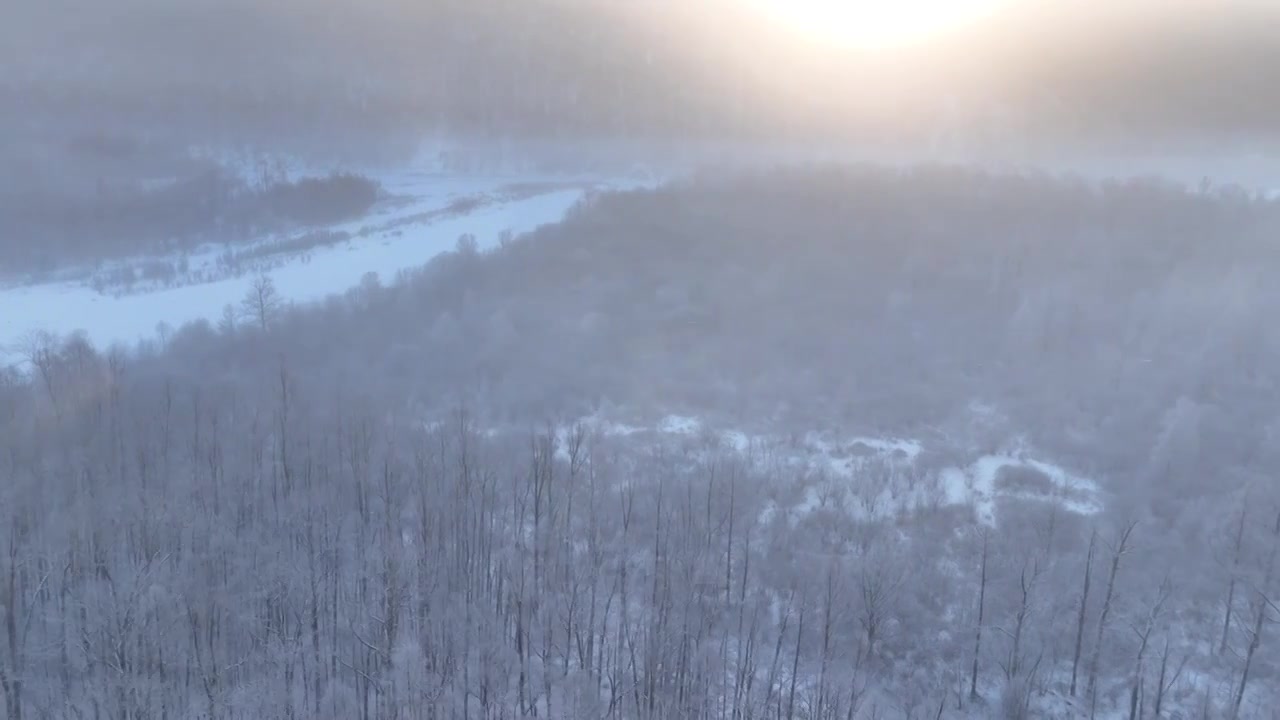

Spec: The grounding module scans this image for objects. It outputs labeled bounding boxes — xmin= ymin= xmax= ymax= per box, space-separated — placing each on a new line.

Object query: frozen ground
xmin=547 ymin=413 xmax=1102 ymax=528
xmin=1 ymin=171 xmax=647 ymax=367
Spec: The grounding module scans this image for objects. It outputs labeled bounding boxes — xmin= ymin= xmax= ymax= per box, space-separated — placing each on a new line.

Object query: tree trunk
xmin=1230 ymin=511 xmax=1279 ymax=720
xmin=1070 ymin=530 xmax=1096 ymax=697
xmin=1220 ymin=506 xmax=1248 ymax=655
xmin=1088 ymin=523 xmax=1136 ymax=713
xmin=970 ymin=530 xmax=988 ymax=700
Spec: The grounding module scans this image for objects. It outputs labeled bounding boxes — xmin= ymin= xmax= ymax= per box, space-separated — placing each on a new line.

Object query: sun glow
xmin=749 ymin=0 xmax=1006 ymax=50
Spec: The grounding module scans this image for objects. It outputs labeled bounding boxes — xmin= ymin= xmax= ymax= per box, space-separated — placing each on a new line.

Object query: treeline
xmin=4 ymin=165 xmax=1280 ymax=717
xmin=1 ymin=169 xmax=380 ymax=275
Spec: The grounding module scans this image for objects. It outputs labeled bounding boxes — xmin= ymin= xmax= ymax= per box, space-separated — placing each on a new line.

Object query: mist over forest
xmin=4 ymin=1 xmax=1280 ymax=719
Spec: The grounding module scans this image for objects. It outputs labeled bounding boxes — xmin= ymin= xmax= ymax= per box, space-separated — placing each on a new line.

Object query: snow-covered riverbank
xmin=1 ymin=172 xmax=642 ymax=366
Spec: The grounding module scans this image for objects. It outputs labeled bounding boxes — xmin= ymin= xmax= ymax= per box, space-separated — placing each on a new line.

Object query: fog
xmin=6 ymin=0 xmax=1280 ymax=149
xmin=3 ymin=1 xmax=1280 ymax=719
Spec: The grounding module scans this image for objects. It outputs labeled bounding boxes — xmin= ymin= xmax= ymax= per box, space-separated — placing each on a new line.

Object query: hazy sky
xmin=3 ymin=0 xmax=1279 ymax=146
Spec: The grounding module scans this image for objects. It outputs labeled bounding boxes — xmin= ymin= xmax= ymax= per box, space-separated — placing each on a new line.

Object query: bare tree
xmin=1220 ymin=503 xmax=1248 ymax=655
xmin=970 ymin=528 xmax=990 ymax=700
xmin=1150 ymin=636 xmax=1188 ymax=719
xmin=1088 ymin=521 xmax=1138 ymax=717
xmin=11 ymin=330 xmax=60 ymax=415
xmin=1070 ymin=529 xmax=1097 ymax=697
xmin=858 ymin=543 xmax=904 ymax=665
xmin=1001 ymin=556 xmax=1043 ymax=684
xmin=1230 ymin=510 xmax=1280 ymax=720
xmin=241 ymin=275 xmax=283 ymax=332
xmin=1127 ymin=577 xmax=1171 ymax=720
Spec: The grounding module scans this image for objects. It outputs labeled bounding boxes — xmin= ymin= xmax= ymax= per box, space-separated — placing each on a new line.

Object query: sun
xmin=748 ymin=0 xmax=1006 ymax=50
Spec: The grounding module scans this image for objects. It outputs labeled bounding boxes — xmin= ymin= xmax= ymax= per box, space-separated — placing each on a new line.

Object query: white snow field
xmin=1 ymin=172 xmax=641 ymax=367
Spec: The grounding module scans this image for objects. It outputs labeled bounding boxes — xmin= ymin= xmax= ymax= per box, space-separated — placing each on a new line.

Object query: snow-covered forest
xmin=4 ymin=167 xmax=1280 ymax=718
xmin=8 ymin=0 xmax=1280 ymax=717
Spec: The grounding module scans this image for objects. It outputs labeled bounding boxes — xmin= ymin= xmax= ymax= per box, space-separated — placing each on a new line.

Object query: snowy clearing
xmin=548 ymin=413 xmax=1102 ymax=528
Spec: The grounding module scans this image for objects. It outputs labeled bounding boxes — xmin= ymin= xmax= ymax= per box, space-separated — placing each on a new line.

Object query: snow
xmin=944 ymin=452 xmax=1104 ymax=527
xmin=847 ymin=436 xmax=924 ymax=462
xmin=1 ymin=173 xmax=641 ymax=367
xmin=657 ymin=414 xmax=702 ymax=435
xmin=967 ymin=455 xmax=1010 ymax=526
xmin=550 ymin=413 xmax=1102 ymax=528
xmin=721 ymin=430 xmax=751 ymax=453
xmin=939 ymin=467 xmax=972 ymax=507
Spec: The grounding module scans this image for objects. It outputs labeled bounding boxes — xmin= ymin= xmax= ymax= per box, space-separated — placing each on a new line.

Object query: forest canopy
xmin=4 ymin=166 xmax=1278 ymax=717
